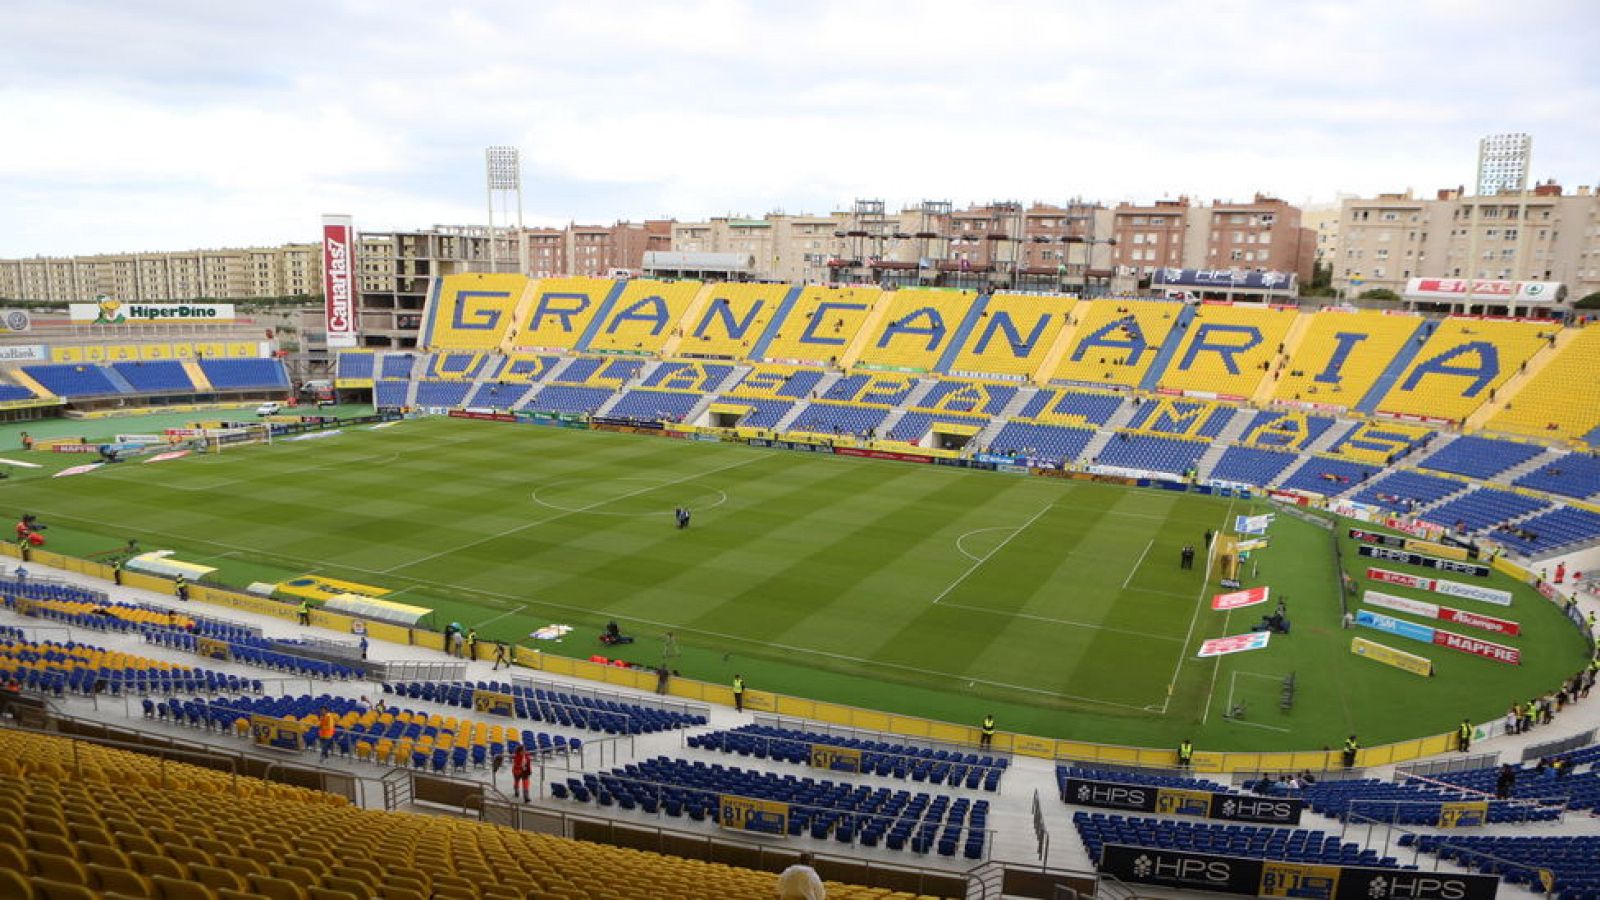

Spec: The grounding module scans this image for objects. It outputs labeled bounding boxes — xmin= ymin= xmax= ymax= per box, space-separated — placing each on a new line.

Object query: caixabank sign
xmin=1063 ymin=777 xmax=1302 ymax=825
xmin=1100 ymin=844 xmax=1500 ymax=899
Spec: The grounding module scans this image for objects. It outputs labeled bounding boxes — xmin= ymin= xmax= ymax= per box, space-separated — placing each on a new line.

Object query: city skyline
xmin=3 ymin=0 xmax=1597 ymax=257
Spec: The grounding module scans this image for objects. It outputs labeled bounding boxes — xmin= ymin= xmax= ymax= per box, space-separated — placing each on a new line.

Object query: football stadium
xmin=2 ymin=274 xmax=1599 ymax=899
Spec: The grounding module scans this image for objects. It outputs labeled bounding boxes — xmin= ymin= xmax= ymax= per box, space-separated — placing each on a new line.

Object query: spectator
xmin=776 ymin=852 xmax=825 ymax=900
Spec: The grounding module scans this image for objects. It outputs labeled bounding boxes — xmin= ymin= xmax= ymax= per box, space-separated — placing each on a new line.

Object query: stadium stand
xmin=1409 ymin=833 xmax=1599 ymax=899
xmin=642 ymin=361 xmax=733 ymax=392
xmin=825 ymin=373 xmax=919 ymax=406
xmin=197 ymin=358 xmax=289 ymax=390
xmin=585 ymin=279 xmax=703 ymax=355
xmin=1094 ymin=434 xmax=1209 ymax=476
xmin=1418 ymin=435 xmax=1546 ymax=480
xmin=678 ymin=282 xmax=792 ymax=359
xmin=518 ymin=276 xmax=615 ymax=350
xmin=1489 ymin=505 xmax=1600 ymax=555
xmin=1208 ymin=446 xmax=1300 ymax=488
xmin=386 ymin=680 xmax=707 ymax=734
xmin=1057 ymin=765 xmax=1230 ymax=797
xmin=1349 ymin=470 xmax=1464 ymax=514
xmin=414 ymin=381 xmax=475 ymax=408
xmin=1325 ymin=420 xmax=1436 ymax=465
xmin=1268 ymin=777 xmax=1559 ymax=825
xmin=556 ymin=756 xmax=991 ymax=858
xmin=725 ymin=364 xmax=826 ymax=399
xmin=761 ymin=285 xmax=881 ymax=366
xmin=1427 ymin=759 xmax=1600 ymax=812
xmin=1514 ymin=452 xmax=1600 ymax=500
xmin=1047 ymin=298 xmax=1185 ymax=387
xmin=690 ymin=725 xmax=1006 ymax=790
xmin=1376 ymin=317 xmax=1552 ymax=423
xmin=985 ymin=422 xmax=1095 ymax=465
xmin=1072 ymin=813 xmax=1400 ymax=869
xmin=1423 ymin=487 xmax=1551 ymax=533
xmin=855 ymin=289 xmax=977 ymax=372
xmin=0 ymin=382 xmax=39 ymax=402
xmin=0 ymin=630 xmax=253 ymax=697
xmin=1277 ymin=457 xmax=1381 ymax=496
xmin=381 ymin=353 xmax=418 ymax=380
xmin=915 ymin=379 xmax=1018 ymax=416
xmin=0 ymin=730 xmax=914 ymax=900
xmin=787 ymin=403 xmax=893 ymax=439
xmin=110 ymin=361 xmax=195 ymax=394
xmin=1157 ymin=302 xmax=1297 ymax=398
xmin=375 ymin=380 xmax=409 ymax=408
xmin=1019 ymin=388 xmax=1125 ymax=427
xmin=1126 ymin=398 xmax=1238 ymax=439
xmin=429 ymin=352 xmax=492 ymax=380
xmin=464 ymin=381 xmax=531 ymax=409
xmin=1271 ymin=309 xmax=1424 ymax=408
xmin=422 ymin=273 xmax=528 ymax=350
xmin=944 ymin=292 xmax=1077 ymax=379
xmin=18 ymin=364 xmax=122 ymax=398
xmin=888 ymin=412 xmax=990 ymax=444
xmin=335 ymin=349 xmax=375 ymax=381
xmin=1239 ymin=411 xmax=1336 ymax=451
xmin=522 ymin=385 xmax=613 ymax=416
xmin=605 ymin=389 xmax=702 ymax=422
xmin=553 ymin=356 xmax=643 ymax=387
xmin=1486 ymin=324 xmax=1600 ymax=442
xmin=496 ymin=353 xmax=561 ymax=383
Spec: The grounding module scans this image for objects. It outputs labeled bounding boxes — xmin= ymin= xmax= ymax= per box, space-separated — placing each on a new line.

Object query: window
xmin=1230 ymin=249 xmax=1244 ymax=261
xmin=1230 ymin=214 xmax=1246 ymax=224
xmin=1373 ymin=267 xmax=1386 ymax=278
xmin=1381 ymin=212 xmax=1399 ymax=221
xmin=1232 ymin=232 xmax=1244 ymax=244
xmin=1376 ymin=249 xmax=1390 ymax=260
xmin=1503 ymin=228 xmax=1517 ymax=240
xmin=1131 ymin=216 xmax=1147 ymax=225
xmin=1258 ymin=232 xmax=1271 ymax=245
xmin=1485 ymin=229 xmax=1498 ymax=238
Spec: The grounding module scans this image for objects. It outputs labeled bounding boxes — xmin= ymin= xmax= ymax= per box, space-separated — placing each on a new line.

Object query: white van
xmin=255 ymin=402 xmax=282 ymax=417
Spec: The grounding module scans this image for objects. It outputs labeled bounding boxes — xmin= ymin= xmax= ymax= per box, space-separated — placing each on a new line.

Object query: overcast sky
xmin=3 ymin=0 xmax=1596 ymax=257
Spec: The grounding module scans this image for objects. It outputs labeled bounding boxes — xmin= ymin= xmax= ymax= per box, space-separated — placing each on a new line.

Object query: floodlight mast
xmin=485 ymin=146 xmax=524 ymax=273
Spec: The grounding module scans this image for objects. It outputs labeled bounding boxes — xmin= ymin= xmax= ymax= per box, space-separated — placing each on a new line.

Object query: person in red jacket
xmin=511 ymin=744 xmax=532 ymax=802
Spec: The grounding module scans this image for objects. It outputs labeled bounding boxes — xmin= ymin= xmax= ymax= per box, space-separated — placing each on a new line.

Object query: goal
xmin=202 ymin=423 xmax=273 ymax=454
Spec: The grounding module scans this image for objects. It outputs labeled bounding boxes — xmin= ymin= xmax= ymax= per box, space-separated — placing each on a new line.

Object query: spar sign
xmin=1211 ymin=587 xmax=1270 ymax=611
xmin=1362 ymin=590 xmax=1521 ymax=636
xmin=1367 ymin=567 xmax=1512 ymax=606
xmin=322 ymin=214 xmax=359 ymax=348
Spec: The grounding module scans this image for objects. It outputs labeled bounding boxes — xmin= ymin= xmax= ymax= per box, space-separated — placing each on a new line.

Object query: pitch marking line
xmin=1160 ymin=499 xmax=1236 ymax=716
xmin=1120 ymin=539 xmax=1155 ymax=589
xmin=931 ymin=502 xmax=1054 ymax=606
xmin=936 ymin=601 xmax=1184 ymax=643
xmin=473 ymin=604 xmax=528 ymax=629
xmin=953 ymin=526 xmax=1025 ymax=563
xmin=532 ymin=478 xmax=729 ymax=517
xmin=383 ymin=452 xmax=767 ymax=574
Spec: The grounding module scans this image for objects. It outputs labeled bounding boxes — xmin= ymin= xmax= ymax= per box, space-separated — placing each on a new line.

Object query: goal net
xmin=201 ymin=423 xmax=273 ymax=454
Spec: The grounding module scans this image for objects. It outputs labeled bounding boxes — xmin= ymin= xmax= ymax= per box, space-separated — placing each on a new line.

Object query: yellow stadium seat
xmin=87 ymin=864 xmax=151 ymax=897
xmin=130 ymin=853 xmax=188 ymax=881
xmin=28 ymin=877 xmax=94 ymax=900
xmin=77 ymin=843 xmax=129 ymax=870
xmin=318 ymin=875 xmax=370 ymax=897
xmin=1158 ymin=303 xmax=1298 ymax=398
xmin=762 ymin=285 xmax=881 ymax=365
xmin=586 ymin=279 xmax=703 ymax=354
xmin=154 ymin=874 xmax=220 ymax=900
xmin=0 ymin=842 xmax=26 ymax=873
xmin=855 ymin=288 xmax=977 ymax=372
xmin=191 ymin=864 xmax=248 ymax=894
xmin=679 ymin=283 xmax=792 ymax=358
xmin=943 ymin=292 xmax=1077 ymax=380
xmin=24 ymin=833 xmax=75 ymax=859
xmin=1487 ymin=325 xmax=1600 ymax=441
xmin=423 ymin=274 xmax=529 ymax=351
xmin=1047 ymin=298 xmax=1185 ymax=386
xmin=24 ymin=851 xmax=86 ymax=886
xmin=517 ymin=277 xmax=615 ymax=350
xmin=247 ymin=875 xmax=309 ymax=900
xmin=1376 ymin=317 xmax=1551 ymax=423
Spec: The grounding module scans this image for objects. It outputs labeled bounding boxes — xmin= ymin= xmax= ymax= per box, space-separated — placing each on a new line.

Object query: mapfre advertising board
xmin=322 ymin=214 xmax=359 ymax=348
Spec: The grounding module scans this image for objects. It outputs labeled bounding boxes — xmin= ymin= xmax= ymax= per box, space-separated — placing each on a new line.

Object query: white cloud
xmin=2 ymin=0 xmax=1597 ymax=256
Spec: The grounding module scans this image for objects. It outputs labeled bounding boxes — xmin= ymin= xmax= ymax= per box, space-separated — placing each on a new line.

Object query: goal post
xmin=202 ymin=423 xmax=273 ymax=454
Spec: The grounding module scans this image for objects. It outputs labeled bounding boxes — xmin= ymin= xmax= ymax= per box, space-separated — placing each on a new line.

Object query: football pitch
xmin=4 ymin=415 xmax=1589 ymax=751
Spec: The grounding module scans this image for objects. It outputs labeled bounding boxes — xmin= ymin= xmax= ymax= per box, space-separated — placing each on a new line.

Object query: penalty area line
xmin=473 ymin=604 xmax=528 ymax=629
xmin=931 ymin=502 xmax=1054 ymax=606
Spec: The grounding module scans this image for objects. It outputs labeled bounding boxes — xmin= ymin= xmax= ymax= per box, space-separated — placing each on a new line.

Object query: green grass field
xmin=1 ymin=414 xmax=1589 ymax=751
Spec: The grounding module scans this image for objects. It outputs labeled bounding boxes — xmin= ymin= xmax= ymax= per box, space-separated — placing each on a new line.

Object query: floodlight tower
xmin=485 ymin=146 xmax=524 ymax=273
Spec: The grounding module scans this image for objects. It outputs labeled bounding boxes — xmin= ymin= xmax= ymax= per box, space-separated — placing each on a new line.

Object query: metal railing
xmin=755 ymin=713 xmax=1013 ymax=762
xmin=685 ymin=728 xmax=1008 ymax=784
xmin=1346 ymin=810 xmax=1553 ymax=889
xmin=1520 ymin=728 xmax=1596 ymax=762
xmin=378 ymin=660 xmax=469 ymax=682
xmin=1395 ymin=751 xmax=1500 ymax=779
xmin=515 ymin=674 xmax=712 ymax=722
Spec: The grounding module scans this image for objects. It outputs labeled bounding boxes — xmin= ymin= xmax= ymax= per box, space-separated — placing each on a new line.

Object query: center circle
xmin=531 ymin=476 xmax=728 ymax=517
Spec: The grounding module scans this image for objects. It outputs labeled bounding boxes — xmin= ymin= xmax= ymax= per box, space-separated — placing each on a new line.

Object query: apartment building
xmin=1335 ymin=182 xmax=1600 ymax=300
xmin=524 ymin=220 xmax=673 ymax=278
xmin=0 ymin=244 xmax=322 ymax=303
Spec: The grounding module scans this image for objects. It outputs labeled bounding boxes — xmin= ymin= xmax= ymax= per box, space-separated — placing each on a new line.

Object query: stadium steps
xmin=899 ymin=378 xmax=938 ymax=410
xmin=748 ymin=285 xmax=802 ymax=360
xmin=1192 ymin=442 xmax=1231 ymax=482
xmin=1100 ymin=397 xmax=1141 ymax=432
xmin=1410 ymin=477 xmax=1476 ymax=517
xmin=403 ymin=377 xmax=421 ymax=408
xmin=3 ymin=368 xmax=54 ymax=399
xmin=877 ymin=408 xmax=909 ymax=440
xmin=591 ymin=389 xmax=627 ymax=418
xmin=1135 ymin=303 xmax=1197 ymax=391
xmin=1267 ymin=452 xmax=1317 ymax=490
xmin=632 ymin=359 xmax=663 ymax=388
xmin=1353 ymin=319 xmax=1429 ymax=414
xmin=1465 ymin=325 xmax=1575 ymax=432
xmin=1214 ymin=407 xmax=1255 ymax=445
xmin=1252 ymin=310 xmax=1314 ymax=405
xmin=932 ymin=293 xmax=990 ymax=374
xmin=679 ymin=392 xmax=722 ymax=426
xmin=180 ymin=360 xmax=212 ymax=391
xmin=1494 ymin=445 xmax=1563 ymax=484
xmin=770 ymin=401 xmax=809 ymax=432
xmin=808 ymin=371 xmax=845 ymax=399
xmin=837 ymin=289 xmax=894 ymax=369
xmin=659 ymin=283 xmax=720 ymax=358
xmin=997 ymin=386 xmax=1037 ymax=420
xmin=1304 ymin=418 xmax=1356 ymax=455
xmin=1401 ymin=431 xmax=1459 ymax=470
xmin=100 ymin=366 xmax=137 ymax=394
xmin=540 ymin=356 xmax=583 ymax=383
xmin=1032 ymin=309 xmax=1086 ymax=384
xmin=572 ymin=281 xmax=629 ymax=352
xmin=1078 ymin=429 xmax=1118 ymax=467
xmin=706 ymin=364 xmax=749 ymax=395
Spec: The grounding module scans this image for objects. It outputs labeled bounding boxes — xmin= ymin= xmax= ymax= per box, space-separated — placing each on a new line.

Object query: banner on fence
xmin=1350 ymin=637 xmax=1434 ymax=678
xmin=471 ymin=689 xmax=516 ymax=717
xmin=808 ymin=744 xmax=863 ymax=774
xmin=718 ymin=794 xmax=788 ymax=835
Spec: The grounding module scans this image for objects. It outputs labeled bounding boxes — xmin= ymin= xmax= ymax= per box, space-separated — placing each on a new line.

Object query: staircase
xmin=1494 ymin=446 xmax=1562 ymax=484
xmin=1305 ymin=419 xmax=1356 ymax=455
xmin=972 ymin=416 xmax=1012 ymax=451
xmin=716 ymin=364 xmax=755 ymax=395
xmin=807 ymin=371 xmax=844 ymax=399
xmin=1078 ymin=429 xmax=1118 ymax=466
xmin=3 ymin=368 xmax=54 ymax=400
xmin=1100 ymin=396 xmax=1141 ymax=432
xmin=403 ymin=378 xmax=421 ymax=408
xmin=180 ymin=360 xmax=213 ymax=391
xmin=1354 ymin=319 xmax=1430 ymax=415
xmin=1412 ymin=478 xmax=1475 ymax=517
xmin=877 ymin=409 xmax=909 ymax=440
xmin=1268 ymin=453 xmax=1316 ymax=491
xmin=1136 ymin=303 xmax=1197 ymax=391
xmin=772 ymin=401 xmax=809 ymax=432
xmin=1402 ymin=432 xmax=1458 ymax=470
xmin=900 ymin=378 xmax=937 ymax=410
xmin=997 ymin=386 xmax=1037 ymax=421
xmin=680 ymin=393 xmax=721 ymax=425
xmin=1193 ymin=442 xmax=1231 ymax=481
xmin=1252 ymin=310 xmax=1315 ymax=404
xmin=1215 ymin=408 xmax=1255 ymax=445
xmin=592 ymin=390 xmax=626 ymax=418
xmin=101 ymin=366 xmax=137 ymax=394
xmin=540 ymin=356 xmax=581 ymax=383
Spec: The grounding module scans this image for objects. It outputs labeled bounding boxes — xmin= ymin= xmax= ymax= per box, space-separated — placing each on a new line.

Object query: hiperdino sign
xmin=70 ymin=300 xmax=236 ymax=324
